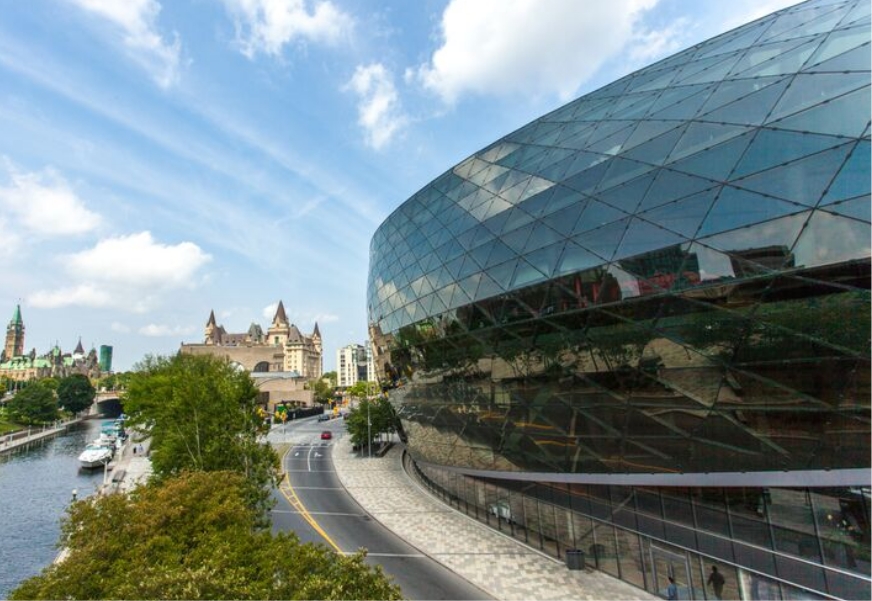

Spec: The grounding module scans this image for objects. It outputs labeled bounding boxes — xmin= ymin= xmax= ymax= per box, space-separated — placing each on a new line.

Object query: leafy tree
xmin=56 ymin=374 xmax=96 ymax=414
xmin=7 ymin=381 xmax=57 ymax=425
xmin=39 ymin=376 xmax=59 ymax=392
xmin=10 ymin=471 xmax=402 ymax=600
xmin=322 ymin=370 xmax=337 ymax=388
xmin=122 ymin=354 xmax=279 ymax=521
xmin=308 ymin=377 xmax=333 ymax=404
xmin=345 ymin=396 xmax=396 ymax=452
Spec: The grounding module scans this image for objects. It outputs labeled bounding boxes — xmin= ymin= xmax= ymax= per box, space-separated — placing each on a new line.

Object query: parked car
xmin=317 ymin=414 xmax=330 ymax=422
xmin=320 ymin=431 xmax=332 ymax=440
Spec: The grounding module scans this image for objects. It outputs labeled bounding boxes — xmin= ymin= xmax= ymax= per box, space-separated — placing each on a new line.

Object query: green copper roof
xmin=9 ymin=304 xmax=22 ymax=326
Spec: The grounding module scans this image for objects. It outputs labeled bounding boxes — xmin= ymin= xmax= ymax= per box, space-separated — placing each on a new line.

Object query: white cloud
xmin=67 ymin=231 xmax=211 ymax=287
xmin=0 ymin=161 xmax=102 ymax=236
xmin=222 ymin=0 xmax=354 ymax=58
xmin=263 ymin=302 xmax=278 ymax=320
xmin=415 ymin=0 xmax=661 ymax=104
xmin=345 ymin=63 xmax=407 ymax=150
xmin=29 ymin=231 xmax=211 ymax=311
xmin=67 ymin=0 xmax=182 ymax=88
xmin=139 ymin=323 xmax=195 ymax=337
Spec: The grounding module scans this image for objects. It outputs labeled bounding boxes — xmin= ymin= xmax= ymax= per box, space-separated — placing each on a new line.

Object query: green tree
xmin=7 ymin=381 xmax=58 ymax=425
xmin=308 ymin=377 xmax=333 ymax=404
xmin=322 ymin=370 xmax=337 ymax=388
xmin=345 ymin=396 xmax=396 ymax=452
xmin=122 ymin=354 xmax=279 ymax=521
xmin=56 ymin=374 xmax=96 ymax=414
xmin=10 ymin=471 xmax=402 ymax=600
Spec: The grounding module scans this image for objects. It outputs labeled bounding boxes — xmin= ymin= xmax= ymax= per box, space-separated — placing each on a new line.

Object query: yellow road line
xmin=279 ymin=446 xmax=344 ymax=554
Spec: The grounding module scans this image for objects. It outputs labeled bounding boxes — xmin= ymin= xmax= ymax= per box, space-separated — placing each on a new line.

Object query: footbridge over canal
xmin=95 ymin=390 xmax=124 ymax=417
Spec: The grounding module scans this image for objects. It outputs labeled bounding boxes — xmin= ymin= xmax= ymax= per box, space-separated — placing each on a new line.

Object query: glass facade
xmin=368 ymin=0 xmax=870 ymax=598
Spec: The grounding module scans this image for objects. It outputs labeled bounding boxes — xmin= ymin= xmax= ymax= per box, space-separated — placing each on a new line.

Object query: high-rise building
xmin=367 ymin=1 xmax=870 ymax=599
xmin=99 ymin=345 xmax=113 ymax=373
xmin=337 ymin=344 xmax=369 ymax=388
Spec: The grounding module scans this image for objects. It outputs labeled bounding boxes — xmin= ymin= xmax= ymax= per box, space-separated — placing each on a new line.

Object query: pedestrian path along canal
xmin=0 ymin=419 xmax=109 ymax=597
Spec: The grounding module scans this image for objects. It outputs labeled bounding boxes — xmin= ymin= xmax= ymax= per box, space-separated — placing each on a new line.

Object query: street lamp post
xmin=367 ymin=399 xmax=372 ymax=459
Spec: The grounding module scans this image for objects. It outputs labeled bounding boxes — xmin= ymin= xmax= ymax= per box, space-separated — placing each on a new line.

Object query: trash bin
xmin=565 ymin=548 xmax=585 ymax=570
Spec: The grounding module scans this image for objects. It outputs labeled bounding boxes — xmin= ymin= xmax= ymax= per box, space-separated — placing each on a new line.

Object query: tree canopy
xmin=6 ymin=381 xmax=57 ymax=425
xmin=122 ymin=353 xmax=279 ymax=520
xmin=345 ymin=396 xmax=396 ymax=452
xmin=10 ymin=471 xmax=402 ymax=600
xmin=56 ymin=374 xmax=95 ymax=414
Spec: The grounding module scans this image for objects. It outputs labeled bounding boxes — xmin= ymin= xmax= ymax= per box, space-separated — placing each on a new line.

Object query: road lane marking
xmin=279 ymin=446 xmax=343 ymax=554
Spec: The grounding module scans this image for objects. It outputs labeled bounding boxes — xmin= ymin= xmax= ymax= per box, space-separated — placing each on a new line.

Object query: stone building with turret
xmin=188 ymin=301 xmax=323 ymax=378
xmin=0 ymin=305 xmax=102 ymax=385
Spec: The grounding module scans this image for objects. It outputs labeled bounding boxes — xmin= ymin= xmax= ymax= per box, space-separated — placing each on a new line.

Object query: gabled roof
xmin=206 ymin=310 xmax=217 ymax=327
xmin=313 ymin=322 xmax=321 ymax=337
xmin=74 ymin=337 xmax=85 ymax=355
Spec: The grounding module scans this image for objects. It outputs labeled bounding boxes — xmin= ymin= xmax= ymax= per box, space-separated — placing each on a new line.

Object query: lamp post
xmin=367 ymin=399 xmax=372 ymax=459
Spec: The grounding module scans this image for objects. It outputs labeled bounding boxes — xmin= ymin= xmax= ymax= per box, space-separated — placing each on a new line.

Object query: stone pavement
xmin=331 ymin=436 xmax=660 ymax=601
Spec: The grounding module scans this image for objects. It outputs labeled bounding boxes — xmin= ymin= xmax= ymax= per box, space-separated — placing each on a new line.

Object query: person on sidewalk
xmin=707 ymin=565 xmax=725 ymax=599
xmin=666 ymin=576 xmax=678 ymax=600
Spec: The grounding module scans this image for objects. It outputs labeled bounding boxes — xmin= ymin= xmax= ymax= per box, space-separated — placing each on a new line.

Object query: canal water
xmin=0 ymin=419 xmax=109 ymax=597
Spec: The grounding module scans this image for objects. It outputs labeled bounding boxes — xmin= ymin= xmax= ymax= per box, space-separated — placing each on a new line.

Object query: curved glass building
xmin=368 ymin=0 xmax=870 ymax=598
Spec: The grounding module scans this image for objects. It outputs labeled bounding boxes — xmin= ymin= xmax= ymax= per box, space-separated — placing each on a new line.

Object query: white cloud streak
xmin=66 ymin=0 xmax=182 ymax=88
xmin=346 ymin=63 xmax=407 ymax=150
xmin=29 ymin=232 xmax=211 ymax=312
xmin=0 ymin=160 xmax=102 ymax=236
xmin=415 ymin=0 xmax=662 ymax=104
xmin=222 ymin=0 xmax=354 ymax=58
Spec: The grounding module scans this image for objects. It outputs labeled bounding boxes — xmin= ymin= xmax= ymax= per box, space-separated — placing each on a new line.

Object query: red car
xmin=320 ymin=431 xmax=332 ymax=440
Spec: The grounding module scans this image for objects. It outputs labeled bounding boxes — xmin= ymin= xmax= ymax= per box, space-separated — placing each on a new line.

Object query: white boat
xmin=78 ymin=442 xmax=113 ymax=469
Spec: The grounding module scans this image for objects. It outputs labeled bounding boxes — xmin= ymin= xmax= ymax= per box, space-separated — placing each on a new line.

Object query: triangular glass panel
xmin=767 ymin=86 xmax=871 ymax=138
xmin=697 ymin=187 xmax=804 ymax=237
xmin=533 ymin=147 xmax=577 ymax=178
xmin=696 ymin=212 xmax=808 ymax=278
xmin=751 ymin=124 xmax=849 ymax=173
xmin=698 ymin=78 xmax=790 ymax=126
xmin=475 ymin=273 xmax=505 ymax=302
xmin=647 ymin=85 xmax=713 ymax=120
xmin=456 ymin=273 xmax=482 ymax=303
xmin=669 ymin=122 xmax=752 ymax=162
xmin=572 ymin=199 xmax=628 ymax=234
xmin=485 ymin=259 xmax=518 ymax=291
xmin=595 ymin=158 xmax=655 ymax=193
xmin=733 ymin=144 xmax=852 ymax=206
xmin=484 ymin=239 xmax=516 ymax=268
xmin=639 ymin=189 xmax=719 ymax=238
xmin=536 ymin=184 xmax=586 ymax=218
xmin=523 ymin=222 xmax=564 ymax=253
xmin=480 ymin=142 xmax=518 ymax=164
xmin=618 ymin=243 xmax=700 ymax=296
xmin=696 ymin=25 xmax=768 ymax=61
xmin=620 ymin=125 xmax=687 ymax=165
xmin=555 ymin=242 xmax=605 ymax=276
xmin=819 ymin=195 xmax=871 ymax=223
xmin=500 ymin=206 xmax=537 ymax=234
xmin=523 ymin=243 xmax=565 ymax=280
xmin=822 ymin=140 xmax=871 ymax=204
xmin=571 ymin=218 xmax=630 ymax=262
xmin=443 ymin=255 xmax=466 ymax=280
xmin=669 ymin=133 xmax=753 ymax=181
xmin=468 ymin=239 xmax=497 ymax=269
xmin=675 ymin=53 xmax=743 ymax=86
xmin=621 ymin=119 xmax=683 ymax=152
xmin=805 ymin=24 xmax=871 ymax=68
xmin=613 ymin=218 xmax=686 ymax=262
xmin=768 ymin=73 xmax=870 ymax=122
xmin=512 ymin=259 xmax=547 ymax=289
xmin=563 ymin=160 xmax=612 ymax=194
xmin=501 ymin=226 xmax=534 ymax=253
xmin=586 ymin=126 xmax=636 ymax=157
xmin=596 ymin=172 xmax=656 ymax=214
xmin=540 ymin=203 xmax=585 ymax=237
xmin=729 ymin=38 xmax=821 ymax=79
xmin=760 ymin=5 xmax=846 ymax=43
xmin=792 ymin=210 xmax=872 ymax=269
xmin=586 ymin=120 xmax=636 ymax=145
xmin=645 ymin=83 xmax=710 ymax=115
xmin=639 ymin=169 xmax=719 ymax=211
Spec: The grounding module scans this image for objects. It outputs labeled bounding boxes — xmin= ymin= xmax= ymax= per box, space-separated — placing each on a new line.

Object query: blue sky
xmin=0 ymin=0 xmax=800 ymax=372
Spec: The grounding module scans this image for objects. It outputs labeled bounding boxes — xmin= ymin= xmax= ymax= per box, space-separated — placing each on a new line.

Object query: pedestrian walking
xmin=707 ymin=565 xmax=725 ymax=600
xmin=667 ymin=576 xmax=678 ymax=600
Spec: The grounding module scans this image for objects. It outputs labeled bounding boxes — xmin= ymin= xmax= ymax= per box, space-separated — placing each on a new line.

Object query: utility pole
xmin=367 ymin=399 xmax=372 ymax=459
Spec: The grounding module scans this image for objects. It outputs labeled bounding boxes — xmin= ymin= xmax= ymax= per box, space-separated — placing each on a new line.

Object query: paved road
xmin=268 ymin=418 xmax=492 ymax=600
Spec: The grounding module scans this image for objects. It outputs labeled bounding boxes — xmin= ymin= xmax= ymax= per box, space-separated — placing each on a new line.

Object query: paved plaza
xmin=331 ymin=436 xmax=659 ymax=601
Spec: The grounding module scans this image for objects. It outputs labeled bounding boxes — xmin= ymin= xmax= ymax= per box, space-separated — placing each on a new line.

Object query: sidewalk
xmin=331 ymin=436 xmax=659 ymax=601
